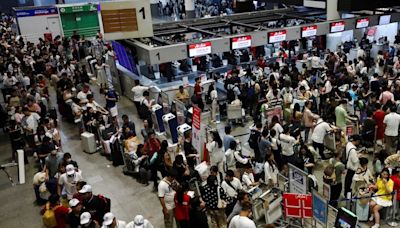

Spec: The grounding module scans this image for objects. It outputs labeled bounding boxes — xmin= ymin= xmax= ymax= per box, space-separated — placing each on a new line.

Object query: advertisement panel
xmin=312 ymin=190 xmax=328 ymax=226
xmin=283 ymin=193 xmax=312 ymax=218
xmin=15 ymin=7 xmax=58 ymax=18
xmin=288 ymin=163 xmax=308 ymax=194
xmin=188 ymin=42 xmax=212 ymax=57
xmin=191 ymin=106 xmax=201 ymax=153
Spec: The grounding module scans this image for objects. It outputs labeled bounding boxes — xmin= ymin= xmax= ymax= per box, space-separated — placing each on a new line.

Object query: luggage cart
xmin=227 ymin=103 xmax=245 ymax=126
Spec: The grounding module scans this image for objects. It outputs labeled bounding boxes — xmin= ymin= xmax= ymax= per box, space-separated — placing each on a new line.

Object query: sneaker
xmin=369 ymin=215 xmax=374 ymax=222
xmin=371 ymin=223 xmax=379 ymax=228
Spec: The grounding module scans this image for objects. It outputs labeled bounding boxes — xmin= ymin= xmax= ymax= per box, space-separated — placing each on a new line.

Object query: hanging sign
xmin=268 ymin=30 xmax=287 ymax=43
xmin=231 ymin=35 xmax=252 ymax=49
xmin=188 ymin=42 xmax=212 ymax=57
xmin=330 ymin=21 xmax=345 ymax=33
xmin=191 ymin=106 xmax=201 ymax=153
xmin=356 ymin=18 xmax=369 ymax=29
xmin=301 ymin=25 xmax=318 ymax=38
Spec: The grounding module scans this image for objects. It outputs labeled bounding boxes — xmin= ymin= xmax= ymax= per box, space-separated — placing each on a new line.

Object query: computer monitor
xmin=379 ymin=15 xmax=391 ymax=25
xmin=334 ymin=207 xmax=358 ymax=228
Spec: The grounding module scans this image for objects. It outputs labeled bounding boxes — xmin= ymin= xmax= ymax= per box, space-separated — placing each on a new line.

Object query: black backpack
xmin=248 ymin=129 xmax=261 ymax=150
xmin=227 ymin=86 xmax=236 ymax=102
xmin=138 ymin=99 xmax=151 ymax=119
xmin=341 ymin=147 xmax=354 ymax=168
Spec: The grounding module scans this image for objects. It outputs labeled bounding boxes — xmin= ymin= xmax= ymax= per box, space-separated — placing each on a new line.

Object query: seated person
xmin=175 ymin=86 xmax=189 ymax=104
xmin=124 ymin=130 xmax=141 ymax=154
xmin=86 ymin=94 xmax=108 ymax=116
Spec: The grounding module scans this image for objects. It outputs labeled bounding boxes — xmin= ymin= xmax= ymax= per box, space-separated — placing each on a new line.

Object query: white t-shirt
xmin=158 ymin=179 xmax=175 ymax=210
xmin=221 ymin=177 xmax=242 ymax=198
xmin=25 ymin=113 xmax=41 ymax=134
xmin=228 ymin=215 xmax=256 ymax=228
xmin=77 ymin=91 xmax=90 ymax=102
xmin=58 ymin=172 xmax=83 ymax=200
xmin=279 ymin=134 xmax=296 ymax=156
xmin=383 ymin=112 xmax=400 ymax=136
xmin=126 ymin=219 xmax=153 ymax=228
xmin=346 ymin=142 xmax=359 ymax=171
xmin=242 ymin=172 xmax=255 ymax=188
xmin=272 ymin=123 xmax=283 ymax=139
xmin=264 ymin=161 xmax=278 ymax=185
xmin=131 ymin=85 xmax=148 ymax=102
xmin=311 ymin=121 xmax=332 ymax=144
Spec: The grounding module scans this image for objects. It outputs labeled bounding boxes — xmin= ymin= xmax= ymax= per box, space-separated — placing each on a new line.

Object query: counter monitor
xmin=188 ymin=42 xmax=212 ymax=57
xmin=330 ymin=21 xmax=345 ymax=33
xmin=231 ymin=36 xmax=252 ymax=49
xmin=379 ymin=15 xmax=391 ymax=25
xmin=268 ymin=30 xmax=287 ymax=43
xmin=301 ymin=25 xmax=318 ymax=38
xmin=356 ymin=18 xmax=369 ymax=29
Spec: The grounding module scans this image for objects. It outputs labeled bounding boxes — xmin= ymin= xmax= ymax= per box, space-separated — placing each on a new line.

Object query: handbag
xmin=217 ymin=186 xmax=227 ymax=209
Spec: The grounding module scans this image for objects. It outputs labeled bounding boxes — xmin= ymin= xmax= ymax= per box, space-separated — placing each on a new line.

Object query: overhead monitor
xmin=330 ymin=21 xmax=345 ymax=33
xmin=268 ymin=30 xmax=287 ymax=43
xmin=188 ymin=42 xmax=212 ymax=57
xmin=301 ymin=25 xmax=318 ymax=38
xmin=379 ymin=15 xmax=391 ymax=25
xmin=356 ymin=18 xmax=369 ymax=29
xmin=231 ymin=36 xmax=252 ymax=49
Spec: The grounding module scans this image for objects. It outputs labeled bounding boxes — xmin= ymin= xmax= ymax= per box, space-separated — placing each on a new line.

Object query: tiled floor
xmin=0 ymin=82 xmax=394 ymax=227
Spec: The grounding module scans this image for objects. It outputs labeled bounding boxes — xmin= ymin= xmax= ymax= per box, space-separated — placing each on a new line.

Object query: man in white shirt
xmin=77 ymin=84 xmax=91 ymax=103
xmin=228 ymin=201 xmax=256 ymax=228
xmin=310 ymin=52 xmax=321 ymax=69
xmin=344 ymin=135 xmax=362 ymax=196
xmin=22 ymin=107 xmax=40 ymax=147
xmin=102 ymin=212 xmax=126 ymax=228
xmin=158 ymin=170 xmax=177 ymax=228
xmin=131 ymin=80 xmax=149 ymax=113
xmin=126 ymin=215 xmax=153 ymax=228
xmin=242 ymin=165 xmax=258 ymax=189
xmin=58 ymin=164 xmax=83 ymax=200
xmin=383 ymin=105 xmax=400 ymax=155
xmin=279 ymin=126 xmax=297 ymax=164
xmin=222 ymin=170 xmax=243 ymax=216
xmin=311 ymin=118 xmax=335 ymax=160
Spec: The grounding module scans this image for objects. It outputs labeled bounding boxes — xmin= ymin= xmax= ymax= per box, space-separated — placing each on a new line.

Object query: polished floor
xmin=0 ymin=83 xmax=394 ymax=228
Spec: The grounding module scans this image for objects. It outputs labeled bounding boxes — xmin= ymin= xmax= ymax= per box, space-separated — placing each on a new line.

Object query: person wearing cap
xmin=66 ymin=198 xmax=85 ymax=228
xmin=126 ymin=215 xmax=153 ymax=228
xmin=58 ymin=164 xmax=83 ymax=203
xmin=80 ymin=212 xmax=100 ymax=228
xmin=102 ymin=212 xmax=126 ymax=228
xmin=41 ymin=194 xmax=71 ymax=228
xmin=80 ymin=185 xmax=110 ymax=224
xmin=383 ymin=105 xmax=400 ymax=155
xmin=344 ymin=134 xmax=362 ymax=197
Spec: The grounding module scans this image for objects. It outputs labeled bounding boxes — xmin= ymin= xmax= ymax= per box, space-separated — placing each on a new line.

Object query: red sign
xmin=192 ymin=106 xmax=201 ymax=130
xmin=330 ymin=21 xmax=345 ymax=33
xmin=268 ymin=30 xmax=287 ymax=43
xmin=367 ymin=27 xmax=377 ymax=36
xmin=301 ymin=25 xmax=317 ymax=38
xmin=356 ymin=18 xmax=369 ymax=29
xmin=283 ymin=193 xmax=312 ymax=218
xmin=231 ymin=36 xmax=252 ymax=49
xmin=188 ymin=42 xmax=212 ymax=57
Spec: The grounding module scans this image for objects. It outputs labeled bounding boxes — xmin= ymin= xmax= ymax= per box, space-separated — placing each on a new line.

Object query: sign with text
xmin=268 ymin=30 xmax=287 ymax=43
xmin=191 ymin=106 xmax=201 ymax=153
xmin=283 ymin=193 xmax=312 ymax=218
xmin=288 ymin=163 xmax=308 ymax=194
xmin=188 ymin=42 xmax=212 ymax=57
xmin=100 ymin=0 xmax=153 ymax=40
xmin=330 ymin=21 xmax=345 ymax=33
xmin=15 ymin=7 xmax=58 ymax=17
xmin=59 ymin=4 xmax=98 ymax=14
xmin=301 ymin=25 xmax=317 ymax=38
xmin=313 ymin=190 xmax=328 ymax=226
xmin=379 ymin=15 xmax=391 ymax=25
xmin=356 ymin=18 xmax=369 ymax=29
xmin=231 ymin=35 xmax=252 ymax=49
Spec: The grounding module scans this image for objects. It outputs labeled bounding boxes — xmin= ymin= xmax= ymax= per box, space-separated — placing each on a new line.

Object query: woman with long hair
xmin=206 ymin=131 xmax=225 ymax=174
xmin=208 ymin=84 xmax=218 ymax=122
xmin=174 ymin=182 xmax=190 ymax=228
xmin=269 ymin=116 xmax=283 ymax=139
xmin=264 ymin=153 xmax=278 ymax=187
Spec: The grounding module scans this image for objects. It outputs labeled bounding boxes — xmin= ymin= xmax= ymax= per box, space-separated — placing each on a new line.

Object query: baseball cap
xmin=133 ymin=215 xmax=145 ymax=228
xmin=69 ymin=198 xmax=80 ymax=207
xmin=79 ymin=184 xmax=92 ymax=194
xmin=80 ymin=212 xmax=91 ymax=225
xmin=66 ymin=164 xmax=75 ymax=175
xmin=102 ymin=212 xmax=115 ymax=226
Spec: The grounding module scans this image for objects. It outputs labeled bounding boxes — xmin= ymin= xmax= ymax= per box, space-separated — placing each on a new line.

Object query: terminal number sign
xmin=330 ymin=21 xmax=345 ymax=33
xmin=268 ymin=30 xmax=287 ymax=43
xmin=301 ymin=25 xmax=317 ymax=38
xmin=188 ymin=42 xmax=212 ymax=57
xmin=231 ymin=36 xmax=252 ymax=49
xmin=356 ymin=18 xmax=369 ymax=29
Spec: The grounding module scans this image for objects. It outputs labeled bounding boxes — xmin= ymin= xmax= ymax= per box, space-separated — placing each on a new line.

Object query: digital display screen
xmin=379 ymin=15 xmax=391 ymax=25
xmin=268 ymin=30 xmax=287 ymax=43
xmin=330 ymin=21 xmax=345 ymax=33
xmin=188 ymin=42 xmax=212 ymax=57
xmin=301 ymin=25 xmax=317 ymax=38
xmin=356 ymin=18 xmax=369 ymax=29
xmin=334 ymin=207 xmax=358 ymax=228
xmin=231 ymin=36 xmax=252 ymax=49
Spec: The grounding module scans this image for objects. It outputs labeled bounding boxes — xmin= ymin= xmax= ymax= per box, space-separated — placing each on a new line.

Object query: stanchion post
xmin=388 ymin=191 xmax=398 ymax=227
xmin=16 ymin=149 xmax=25 ymax=184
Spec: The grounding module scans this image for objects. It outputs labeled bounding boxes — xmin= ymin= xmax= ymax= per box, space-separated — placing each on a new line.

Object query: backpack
xmin=138 ymin=99 xmax=150 ymax=119
xmin=248 ymin=129 xmax=261 ymax=150
xmin=341 ymin=147 xmax=354 ymax=168
xmin=247 ymin=83 xmax=256 ymax=99
xmin=42 ymin=203 xmax=59 ymax=228
xmin=227 ymin=86 xmax=236 ymax=102
xmin=97 ymin=194 xmax=111 ymax=213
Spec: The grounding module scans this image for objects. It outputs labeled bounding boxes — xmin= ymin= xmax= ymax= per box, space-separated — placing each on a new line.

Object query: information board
xmin=356 ymin=18 xmax=369 ymax=29
xmin=301 ymin=25 xmax=317 ymax=38
xmin=231 ymin=36 xmax=252 ymax=49
xmin=288 ymin=163 xmax=308 ymax=194
xmin=191 ymin=106 xmax=202 ymax=153
xmin=15 ymin=7 xmax=58 ymax=17
xmin=283 ymin=193 xmax=312 ymax=218
xmin=268 ymin=30 xmax=287 ymax=43
xmin=330 ymin=21 xmax=345 ymax=33
xmin=312 ymin=190 xmax=328 ymax=226
xmin=188 ymin=42 xmax=212 ymax=57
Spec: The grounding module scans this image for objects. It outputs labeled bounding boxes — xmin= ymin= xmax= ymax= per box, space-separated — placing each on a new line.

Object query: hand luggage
xmin=81 ymin=132 xmax=97 ymax=154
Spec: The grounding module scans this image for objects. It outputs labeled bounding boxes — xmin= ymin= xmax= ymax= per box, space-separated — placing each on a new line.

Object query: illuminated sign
xmin=231 ymin=36 xmax=252 ymax=49
xmin=301 ymin=25 xmax=317 ymax=38
xmin=268 ymin=30 xmax=287 ymax=43
xmin=188 ymin=42 xmax=212 ymax=57
xmin=330 ymin=21 xmax=345 ymax=33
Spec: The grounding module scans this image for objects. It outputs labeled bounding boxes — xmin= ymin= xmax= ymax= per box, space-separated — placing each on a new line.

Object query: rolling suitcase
xmin=81 ymin=132 xmax=97 ymax=154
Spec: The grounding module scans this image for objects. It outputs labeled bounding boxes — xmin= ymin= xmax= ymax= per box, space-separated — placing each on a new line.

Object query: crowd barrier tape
xmin=328 ymin=191 xmax=397 ymax=203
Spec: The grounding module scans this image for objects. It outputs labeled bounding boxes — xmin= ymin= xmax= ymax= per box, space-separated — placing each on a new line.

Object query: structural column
xmin=326 ymin=0 xmax=340 ymax=20
xmin=185 ymin=0 xmax=195 ymax=18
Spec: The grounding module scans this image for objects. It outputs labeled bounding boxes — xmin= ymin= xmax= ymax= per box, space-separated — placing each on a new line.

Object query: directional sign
xmin=100 ymin=0 xmax=153 ymax=40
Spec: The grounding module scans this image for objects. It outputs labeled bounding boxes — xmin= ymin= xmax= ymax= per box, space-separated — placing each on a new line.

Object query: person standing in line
xmin=158 ymin=169 xmax=178 ymax=228
xmin=102 ymin=212 xmax=126 ymax=228
xmin=223 ymin=126 xmax=235 ymax=152
xmin=131 ymin=80 xmax=149 ymax=114
xmin=383 ymin=105 xmax=400 ymax=155
xmin=228 ymin=201 xmax=256 ymax=228
xmin=206 ymin=131 xmax=225 ymax=174
xmin=302 ymin=100 xmax=319 ymax=143
xmin=344 ymin=135 xmax=362 ymax=197
xmin=126 ymin=215 xmax=154 ymax=228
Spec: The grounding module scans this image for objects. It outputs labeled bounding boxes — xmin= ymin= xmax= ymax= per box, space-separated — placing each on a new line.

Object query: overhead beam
xmin=275 ymin=13 xmax=325 ymax=22
xmin=151 ymin=37 xmax=173 ymax=45
xmin=221 ymin=19 xmax=263 ymax=30
xmin=179 ymin=25 xmax=219 ymax=37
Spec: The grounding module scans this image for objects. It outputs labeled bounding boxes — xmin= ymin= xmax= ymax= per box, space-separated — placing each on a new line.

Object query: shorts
xmin=109 ymin=106 xmax=118 ymax=117
xmin=372 ymin=197 xmax=392 ymax=207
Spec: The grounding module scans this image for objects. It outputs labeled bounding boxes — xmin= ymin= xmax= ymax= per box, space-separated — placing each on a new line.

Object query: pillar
xmin=185 ymin=0 xmax=195 ymax=18
xmin=326 ymin=0 xmax=340 ymax=20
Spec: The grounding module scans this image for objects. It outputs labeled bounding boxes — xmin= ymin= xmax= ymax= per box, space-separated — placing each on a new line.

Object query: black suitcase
xmin=110 ymin=138 xmax=124 ymax=166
